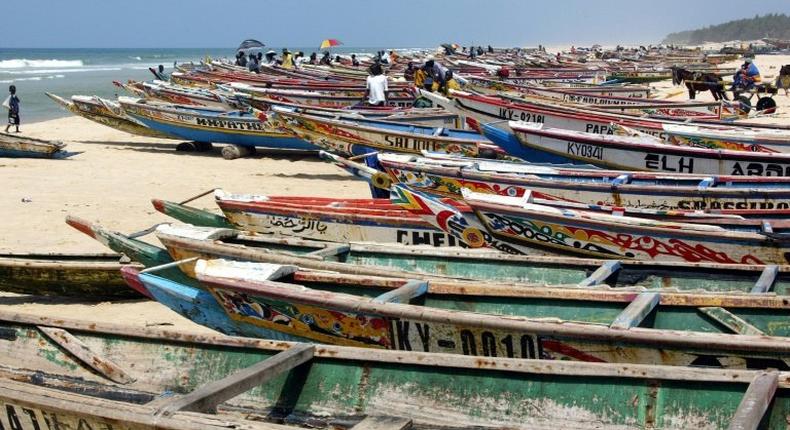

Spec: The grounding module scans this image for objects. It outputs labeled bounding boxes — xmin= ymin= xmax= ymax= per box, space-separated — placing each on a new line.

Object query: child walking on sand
xmin=4 ymin=85 xmax=20 ymax=133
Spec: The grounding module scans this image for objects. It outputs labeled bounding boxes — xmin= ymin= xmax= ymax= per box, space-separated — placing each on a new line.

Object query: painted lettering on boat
xmin=566 ymin=142 xmax=603 ymax=160
xmin=644 ymin=154 xmax=695 ymax=173
xmin=389 ymin=319 xmax=542 ymax=358
xmin=267 ymin=216 xmax=328 ymax=234
xmin=584 ymin=123 xmax=665 ymax=139
xmin=0 ymin=402 xmax=117 ymax=430
xmin=731 ymin=162 xmax=790 ymax=177
xmin=678 ymin=200 xmax=790 ymax=210
xmin=496 ymin=108 xmax=545 ymax=123
xmin=195 ymin=117 xmax=264 ymax=131
xmin=383 ymin=135 xmax=438 ymax=152
xmin=396 ymin=230 xmax=464 ymax=247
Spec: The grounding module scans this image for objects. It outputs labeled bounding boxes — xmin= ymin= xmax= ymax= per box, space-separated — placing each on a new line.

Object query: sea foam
xmin=0 ymin=59 xmax=85 ymax=69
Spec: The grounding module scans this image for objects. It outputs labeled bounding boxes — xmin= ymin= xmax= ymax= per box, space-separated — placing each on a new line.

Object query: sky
xmin=1 ymin=0 xmax=789 ymax=48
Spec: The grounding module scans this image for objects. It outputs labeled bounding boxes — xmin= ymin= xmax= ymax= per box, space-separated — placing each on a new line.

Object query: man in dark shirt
xmin=5 ymin=85 xmax=20 ymax=133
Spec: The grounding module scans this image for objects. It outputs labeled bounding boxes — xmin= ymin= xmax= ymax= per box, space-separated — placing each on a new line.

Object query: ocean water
xmin=0 ymin=47 xmax=411 ymax=123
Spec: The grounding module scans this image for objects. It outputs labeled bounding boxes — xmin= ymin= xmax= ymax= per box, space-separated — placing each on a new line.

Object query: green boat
xmin=65 ymin=217 xmax=790 ymax=368
xmin=0 ymin=311 xmax=787 ymax=429
xmin=0 ymin=252 xmax=143 ymax=299
xmin=145 ymin=201 xmax=790 ymax=294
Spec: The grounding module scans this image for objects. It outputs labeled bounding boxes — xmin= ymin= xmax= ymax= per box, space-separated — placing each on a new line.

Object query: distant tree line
xmin=663 ymin=14 xmax=790 ymax=44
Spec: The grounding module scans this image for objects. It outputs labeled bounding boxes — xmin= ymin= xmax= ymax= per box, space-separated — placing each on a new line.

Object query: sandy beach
xmin=0 ymin=115 xmax=369 ymax=329
xmin=1 ymin=54 xmax=789 ymax=330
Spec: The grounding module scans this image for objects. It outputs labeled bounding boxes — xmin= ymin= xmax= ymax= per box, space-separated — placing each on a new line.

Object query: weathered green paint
xmin=2 ymin=320 xmax=789 ymax=429
xmin=0 ymin=255 xmax=141 ymax=299
xmin=149 ymin=202 xmax=790 ymax=295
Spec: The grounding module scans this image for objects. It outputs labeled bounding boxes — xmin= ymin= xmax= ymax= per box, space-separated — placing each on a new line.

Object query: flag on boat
xmin=320 ymin=39 xmax=342 ymax=49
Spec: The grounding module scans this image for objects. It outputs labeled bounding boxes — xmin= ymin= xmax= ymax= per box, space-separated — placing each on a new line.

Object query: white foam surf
xmin=0 ymin=59 xmax=85 ymax=69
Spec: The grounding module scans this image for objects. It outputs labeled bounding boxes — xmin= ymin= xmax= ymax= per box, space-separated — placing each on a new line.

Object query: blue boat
xmin=118 ymin=98 xmax=317 ymax=155
xmin=122 ymin=266 xmax=306 ymax=341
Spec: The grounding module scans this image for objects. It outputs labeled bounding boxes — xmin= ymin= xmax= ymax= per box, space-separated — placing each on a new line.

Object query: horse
xmin=670 ymin=67 xmax=728 ymax=101
xmin=777 ymin=64 xmax=790 ymax=96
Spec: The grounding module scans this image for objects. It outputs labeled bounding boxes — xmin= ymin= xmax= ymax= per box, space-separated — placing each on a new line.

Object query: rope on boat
xmin=179 ymin=188 xmax=219 ymax=205
xmin=128 ymin=223 xmax=169 ymax=239
xmin=348 ymin=152 xmax=379 ymax=161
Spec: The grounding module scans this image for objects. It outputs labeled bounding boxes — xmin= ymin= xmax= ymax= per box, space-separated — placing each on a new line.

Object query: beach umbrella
xmin=320 ymin=39 xmax=342 ymax=50
xmin=237 ymin=39 xmax=265 ymax=54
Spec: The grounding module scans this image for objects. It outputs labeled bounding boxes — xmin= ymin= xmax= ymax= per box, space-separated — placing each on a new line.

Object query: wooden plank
xmin=157 ymin=343 xmax=314 ymax=415
xmin=372 ymin=280 xmax=429 ymax=304
xmin=610 ymin=292 xmax=660 ymax=330
xmin=752 ymin=265 xmax=778 ymax=294
xmin=698 ymin=307 xmax=765 ymax=336
xmin=728 ymin=371 xmax=779 ymax=430
xmin=306 ymin=244 xmax=351 ymax=259
xmin=37 ymin=326 xmax=134 ymax=385
xmin=351 ymin=415 xmax=413 ymax=430
xmin=6 ymin=311 xmax=790 ymax=388
xmin=578 ymin=260 xmax=621 ymax=286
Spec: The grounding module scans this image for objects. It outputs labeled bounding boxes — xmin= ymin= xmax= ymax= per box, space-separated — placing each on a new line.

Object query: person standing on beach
xmin=4 ymin=86 xmax=20 ymax=133
xmin=365 ymin=64 xmax=388 ymax=107
xmin=281 ymin=49 xmax=294 ymax=69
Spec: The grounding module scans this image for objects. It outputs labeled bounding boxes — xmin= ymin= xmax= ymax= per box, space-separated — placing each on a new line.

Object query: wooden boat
xmin=127 ymin=257 xmax=790 ymax=369
xmin=271 ymin=108 xmax=497 ymax=158
xmin=507 ymin=121 xmax=790 ymax=176
xmin=336 ymin=151 xmax=790 ymax=212
xmin=463 ymin=74 xmax=653 ymax=98
xmin=235 ymin=94 xmax=461 ymax=128
xmin=392 ymin=185 xmax=790 ymax=264
xmin=463 ymin=76 xmax=723 ymax=119
xmin=136 ymin=80 xmax=232 ymax=109
xmin=662 ymin=123 xmax=790 ymax=153
xmin=119 ymin=98 xmax=317 ymax=158
xmin=420 ymin=90 xmax=790 ymax=159
xmin=210 ymin=189 xmax=463 ymax=247
xmin=231 ymin=85 xmax=414 ymax=108
xmin=0 ymin=252 xmax=142 ymax=299
xmin=2 ymin=312 xmax=787 ymax=429
xmin=0 ymin=132 xmax=66 ymax=158
xmin=68 ymin=215 xmax=790 ymax=294
xmin=46 ymin=93 xmax=178 ymax=139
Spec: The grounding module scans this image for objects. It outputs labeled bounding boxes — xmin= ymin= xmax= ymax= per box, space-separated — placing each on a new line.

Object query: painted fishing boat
xmin=210 ymin=189 xmax=464 ymax=247
xmin=231 ymin=84 xmax=414 ymax=108
xmin=421 ymin=90 xmax=790 ymax=157
xmin=507 ymin=121 xmax=790 ymax=176
xmin=464 ymin=76 xmax=723 ymax=118
xmin=463 ymin=74 xmax=652 ymax=98
xmin=392 ymin=185 xmax=790 ymax=264
xmin=0 ymin=132 xmax=66 ymax=158
xmin=134 ymin=257 xmax=790 ymax=369
xmin=119 ymin=98 xmax=317 ymax=158
xmin=662 ymin=123 xmax=790 ymax=153
xmin=0 ymin=253 xmax=142 ymax=299
xmin=334 ymin=151 xmax=790 ymax=212
xmin=234 ymin=94 xmax=461 ymax=128
xmin=46 ymin=93 xmax=178 ymax=139
xmin=2 ymin=313 xmax=787 ymax=429
xmin=136 ymin=80 xmax=233 ymax=109
xmin=270 ymin=108 xmax=496 ymax=158
xmin=69 ymin=215 xmax=790 ymax=294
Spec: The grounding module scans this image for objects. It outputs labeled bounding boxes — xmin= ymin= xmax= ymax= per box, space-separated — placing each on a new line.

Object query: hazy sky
xmin=2 ymin=0 xmax=789 ymax=48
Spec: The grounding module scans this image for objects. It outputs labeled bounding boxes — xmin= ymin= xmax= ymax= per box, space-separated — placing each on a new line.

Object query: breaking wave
xmin=0 ymin=59 xmax=85 ymax=69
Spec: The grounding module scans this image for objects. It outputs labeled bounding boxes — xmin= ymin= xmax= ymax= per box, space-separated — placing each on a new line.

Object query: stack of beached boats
xmin=10 ymin=44 xmax=790 ymax=427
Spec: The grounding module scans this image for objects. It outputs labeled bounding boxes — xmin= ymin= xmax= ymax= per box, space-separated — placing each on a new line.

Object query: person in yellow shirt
xmin=281 ymin=48 xmax=294 ymax=69
xmin=414 ymin=66 xmax=427 ymax=89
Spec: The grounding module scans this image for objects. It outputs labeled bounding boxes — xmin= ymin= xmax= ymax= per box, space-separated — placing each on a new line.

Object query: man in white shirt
xmin=365 ymin=64 xmax=388 ymax=106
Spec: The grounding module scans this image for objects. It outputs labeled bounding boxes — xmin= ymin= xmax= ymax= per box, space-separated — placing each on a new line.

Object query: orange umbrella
xmin=320 ymin=39 xmax=342 ymax=49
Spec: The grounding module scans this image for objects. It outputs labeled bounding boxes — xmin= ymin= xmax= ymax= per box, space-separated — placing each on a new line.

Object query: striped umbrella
xmin=320 ymin=39 xmax=342 ymax=49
